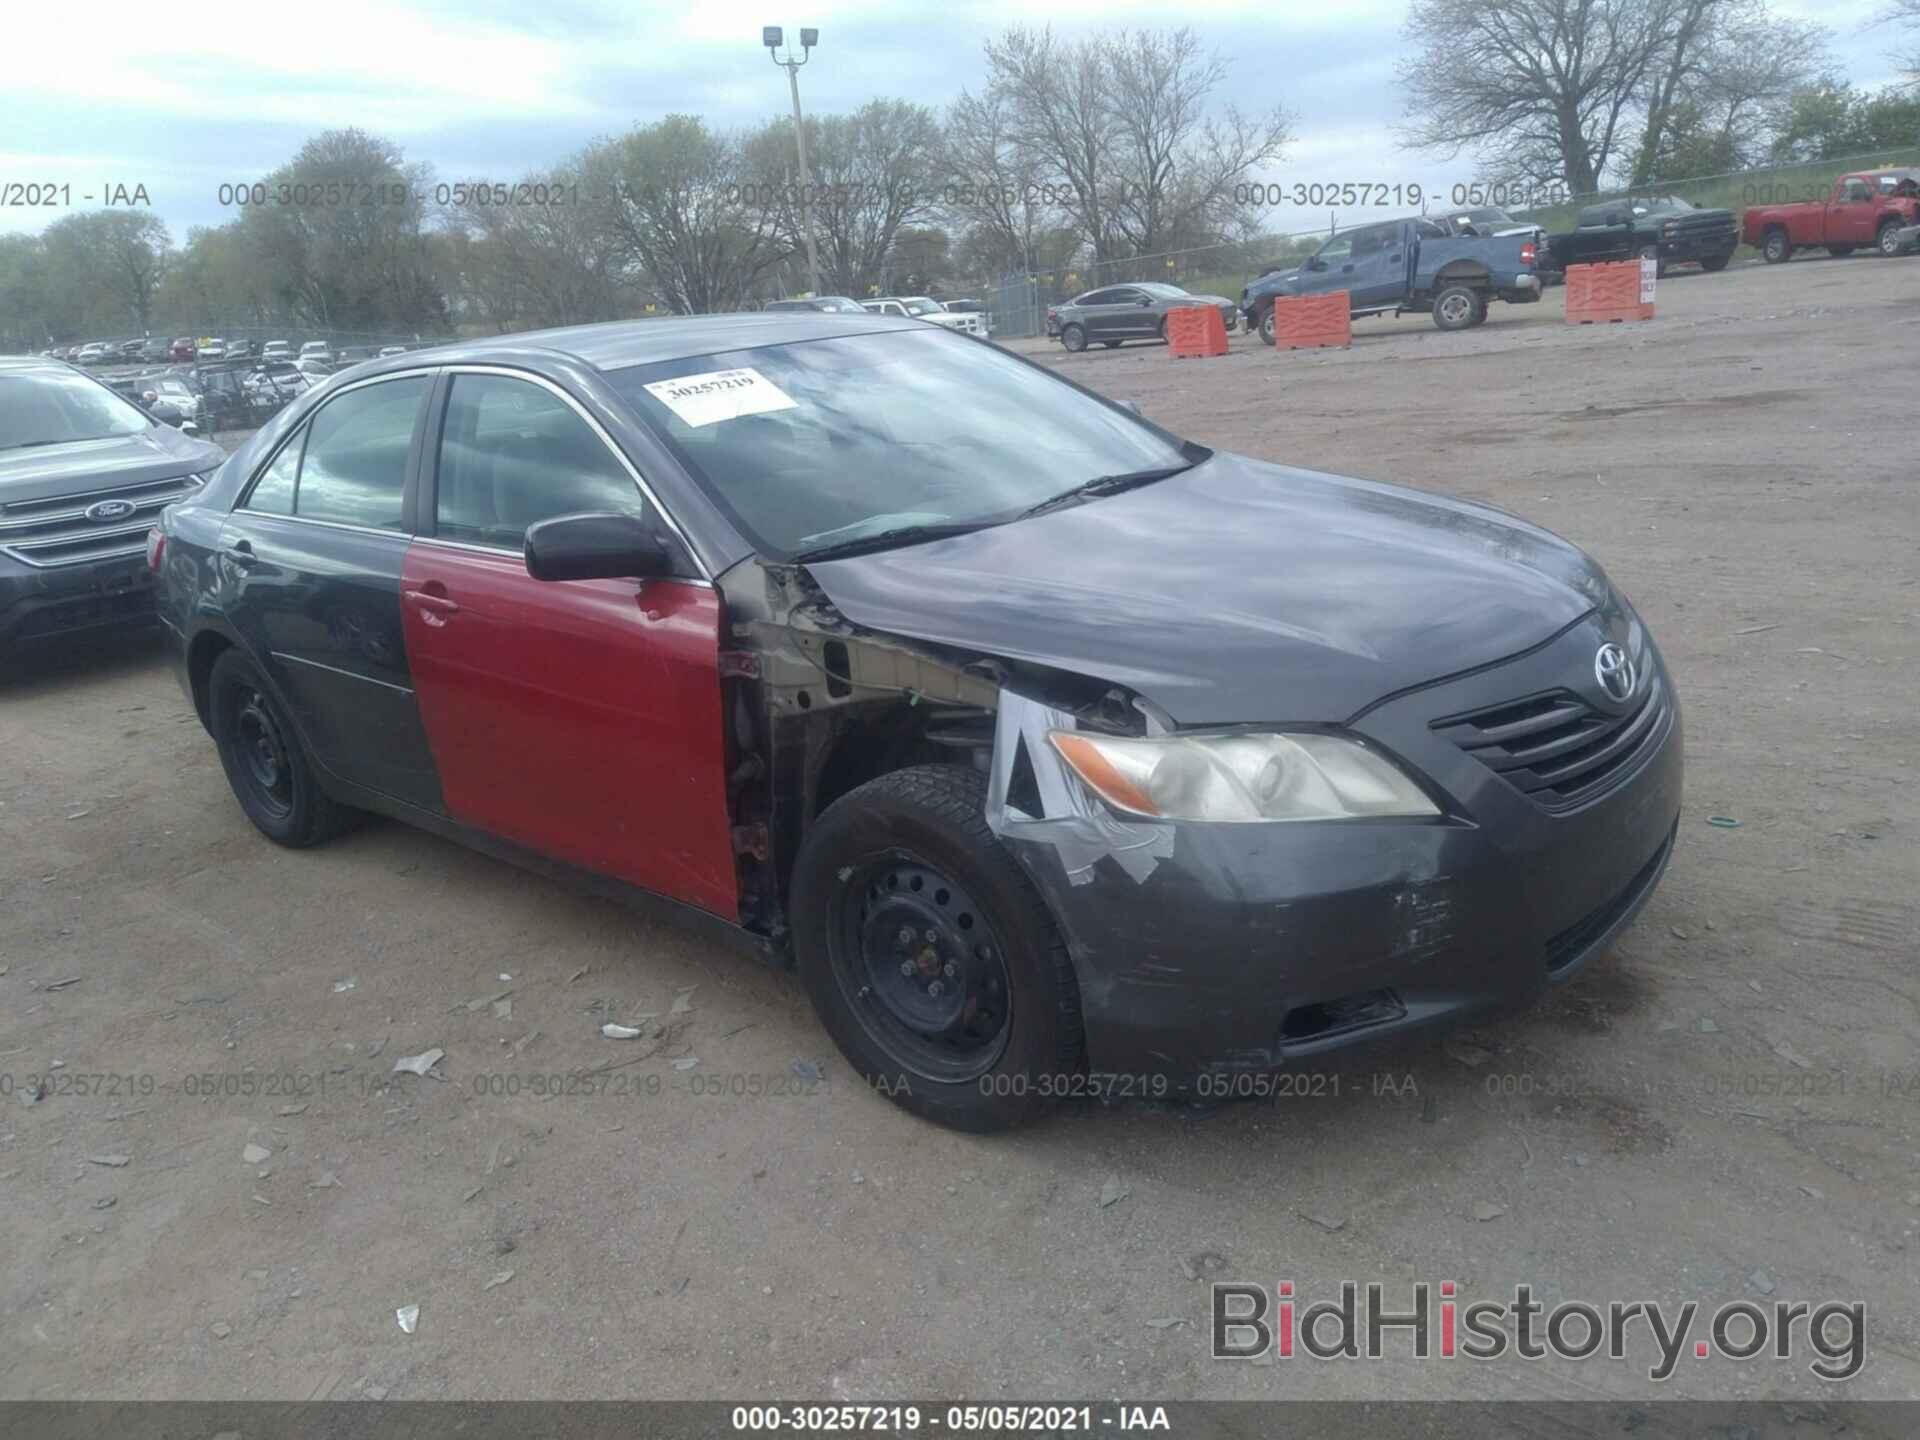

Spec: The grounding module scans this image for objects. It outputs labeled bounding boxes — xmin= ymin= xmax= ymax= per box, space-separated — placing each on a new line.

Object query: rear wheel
xmin=208 ymin=650 xmax=354 ymax=847
xmin=1432 ymin=284 xmax=1482 ymax=331
xmin=1701 ymin=249 xmax=1733 ymax=272
xmin=790 ymin=765 xmax=1084 ymax=1132
xmin=1877 ymin=220 xmax=1903 ymax=257
xmin=1762 ymin=228 xmax=1792 ymax=264
xmin=1060 ymin=323 xmax=1087 ymax=353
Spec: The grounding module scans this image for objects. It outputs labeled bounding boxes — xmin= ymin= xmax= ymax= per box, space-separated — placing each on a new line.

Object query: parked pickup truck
xmin=1546 ymin=195 xmax=1738 ymax=275
xmin=1240 ymin=216 xmax=1542 ymax=339
xmin=1742 ymin=169 xmax=1920 ymax=263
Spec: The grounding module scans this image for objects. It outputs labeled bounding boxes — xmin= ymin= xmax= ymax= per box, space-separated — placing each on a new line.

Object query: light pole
xmin=764 ymin=25 xmax=823 ymax=298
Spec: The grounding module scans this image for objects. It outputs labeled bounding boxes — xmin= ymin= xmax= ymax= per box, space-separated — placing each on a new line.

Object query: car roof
xmin=0 ymin=354 xmax=81 ymax=376
xmin=325 ymin=313 xmax=926 ymax=382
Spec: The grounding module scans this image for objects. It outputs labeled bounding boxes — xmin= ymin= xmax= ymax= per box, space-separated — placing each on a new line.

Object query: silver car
xmin=1049 ymin=282 xmax=1238 ymax=352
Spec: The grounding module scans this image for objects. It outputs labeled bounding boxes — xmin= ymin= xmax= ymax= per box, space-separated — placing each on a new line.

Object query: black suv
xmin=1 ymin=357 xmax=225 ymax=655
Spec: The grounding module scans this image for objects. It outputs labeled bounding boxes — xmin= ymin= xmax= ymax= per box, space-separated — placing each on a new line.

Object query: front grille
xmin=1433 ymin=669 xmax=1670 ymax=812
xmin=0 ymin=473 xmax=203 ymax=569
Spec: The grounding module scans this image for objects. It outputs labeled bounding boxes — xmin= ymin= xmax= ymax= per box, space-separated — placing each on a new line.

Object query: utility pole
xmin=764 ymin=26 xmax=823 ymax=298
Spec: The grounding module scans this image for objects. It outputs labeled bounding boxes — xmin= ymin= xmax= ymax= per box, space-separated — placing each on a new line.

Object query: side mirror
xmin=1307 ymin=258 xmax=1326 ymax=271
xmin=150 ymin=401 xmax=183 ymax=427
xmin=1137 ymin=297 xmax=1153 ymax=306
xmin=181 ymin=421 xmax=202 ymax=437
xmin=525 ymin=512 xmax=673 ymax=582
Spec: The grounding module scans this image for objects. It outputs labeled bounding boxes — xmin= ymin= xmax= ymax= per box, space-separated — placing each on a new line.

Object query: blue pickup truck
xmin=1241 ymin=216 xmax=1544 ymax=340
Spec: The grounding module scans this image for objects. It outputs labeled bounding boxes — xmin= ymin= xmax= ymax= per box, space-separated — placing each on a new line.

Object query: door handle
xmin=403 ymin=586 xmax=461 ymax=626
xmin=1341 ymin=264 xmax=1354 ymax=273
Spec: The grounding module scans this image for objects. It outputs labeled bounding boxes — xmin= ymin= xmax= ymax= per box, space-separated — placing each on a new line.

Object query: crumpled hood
xmin=0 ymin=425 xmax=225 ymax=506
xmin=803 ymin=451 xmax=1607 ymax=724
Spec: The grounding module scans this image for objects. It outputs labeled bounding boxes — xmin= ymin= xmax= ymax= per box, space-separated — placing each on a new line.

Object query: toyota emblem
xmin=85 ymin=498 xmax=138 ymax=523
xmin=1594 ymin=643 xmax=1635 ymax=703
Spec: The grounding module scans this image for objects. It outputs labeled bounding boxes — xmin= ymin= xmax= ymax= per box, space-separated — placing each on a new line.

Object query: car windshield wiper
xmin=1016 ymin=461 xmax=1197 ymax=520
xmin=790 ymin=522 xmax=991 ymax=564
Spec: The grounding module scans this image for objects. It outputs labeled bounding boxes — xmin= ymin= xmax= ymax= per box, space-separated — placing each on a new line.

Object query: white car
xmin=378 ymin=345 xmax=407 ymax=357
xmin=298 ymin=341 xmax=333 ymax=364
xmin=294 ymin=357 xmax=333 ymax=382
xmin=75 ymin=342 xmax=111 ymax=365
xmin=198 ymin=339 xmax=227 ymax=360
xmin=261 ymin=341 xmax=292 ymax=360
xmin=144 ymin=378 xmax=202 ymax=419
xmin=861 ymin=296 xmax=984 ymax=337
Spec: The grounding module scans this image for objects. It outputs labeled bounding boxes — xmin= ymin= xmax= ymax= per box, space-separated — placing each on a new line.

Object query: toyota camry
xmin=154 ymin=314 xmax=1681 ymax=1131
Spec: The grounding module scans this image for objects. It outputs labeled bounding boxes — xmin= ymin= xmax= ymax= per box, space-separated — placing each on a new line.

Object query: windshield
xmin=901 ymin=298 xmax=944 ymax=316
xmin=608 ymin=327 xmax=1196 ymax=558
xmin=0 ymin=368 xmax=154 ymax=450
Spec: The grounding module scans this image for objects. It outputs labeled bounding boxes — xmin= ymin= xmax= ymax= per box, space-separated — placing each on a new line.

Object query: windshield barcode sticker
xmin=643 ymin=367 xmax=797 ymax=428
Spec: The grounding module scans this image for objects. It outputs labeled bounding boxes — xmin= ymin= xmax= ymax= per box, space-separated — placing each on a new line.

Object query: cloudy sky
xmin=4 ymin=0 xmax=1906 ymax=243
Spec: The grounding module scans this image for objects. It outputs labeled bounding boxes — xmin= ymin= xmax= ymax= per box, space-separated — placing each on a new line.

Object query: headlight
xmin=1047 ymin=731 xmax=1438 ymax=823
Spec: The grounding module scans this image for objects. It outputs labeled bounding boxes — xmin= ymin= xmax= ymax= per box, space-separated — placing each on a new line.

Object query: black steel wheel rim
xmin=233 ymin=687 xmax=294 ymax=819
xmin=828 ymin=854 xmax=1013 ymax=1084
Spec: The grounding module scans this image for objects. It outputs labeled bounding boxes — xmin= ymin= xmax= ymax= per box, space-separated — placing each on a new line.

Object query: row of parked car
xmin=48 ymin=337 xmax=419 ymax=369
xmin=1044 ymin=166 xmax=1920 ymax=353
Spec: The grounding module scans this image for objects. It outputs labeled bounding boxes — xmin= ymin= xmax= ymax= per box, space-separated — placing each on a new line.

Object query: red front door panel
xmin=400 ymin=542 xmax=738 ymax=920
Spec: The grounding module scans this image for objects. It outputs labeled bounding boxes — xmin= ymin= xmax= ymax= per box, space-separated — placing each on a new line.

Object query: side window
xmin=295 ymin=377 xmax=427 ymax=530
xmin=1842 ymin=179 xmax=1871 ymax=203
xmin=1350 ymin=226 xmax=1386 ymax=258
xmin=1317 ymin=234 xmax=1353 ymax=264
xmin=244 ymin=434 xmax=301 ymax=515
xmin=434 ymin=374 xmax=645 ymax=550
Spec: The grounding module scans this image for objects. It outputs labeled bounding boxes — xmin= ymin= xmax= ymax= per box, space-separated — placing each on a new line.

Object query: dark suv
xmin=1 ymin=356 xmax=225 ymax=655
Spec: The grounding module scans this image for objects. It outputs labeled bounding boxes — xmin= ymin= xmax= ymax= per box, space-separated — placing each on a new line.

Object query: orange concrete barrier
xmin=1165 ymin=304 xmax=1229 ymax=358
xmin=1269 ymin=291 xmax=1352 ymax=350
xmin=1564 ymin=260 xmax=1655 ymax=324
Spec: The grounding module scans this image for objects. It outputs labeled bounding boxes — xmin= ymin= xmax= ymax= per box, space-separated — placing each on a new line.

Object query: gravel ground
xmin=3 ymin=254 xmax=1917 ymax=1403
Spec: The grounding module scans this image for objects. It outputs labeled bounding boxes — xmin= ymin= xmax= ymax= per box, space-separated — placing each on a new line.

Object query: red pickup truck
xmin=1743 ymin=169 xmax=1920 ymax=263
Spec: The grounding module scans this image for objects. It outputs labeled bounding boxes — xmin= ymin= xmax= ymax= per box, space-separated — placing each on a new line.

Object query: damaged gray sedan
xmin=157 ymin=311 xmax=1681 ymax=1132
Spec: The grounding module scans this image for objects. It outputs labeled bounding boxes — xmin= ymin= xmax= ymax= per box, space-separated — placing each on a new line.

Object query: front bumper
xmin=1002 ymin=614 xmax=1683 ymax=1086
xmin=1661 ymin=230 xmax=1738 ymax=262
xmin=0 ymin=549 xmax=159 ymax=652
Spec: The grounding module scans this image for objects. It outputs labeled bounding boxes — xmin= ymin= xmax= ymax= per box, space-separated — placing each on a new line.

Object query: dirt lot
xmin=4 ymin=255 xmax=1918 ymax=1404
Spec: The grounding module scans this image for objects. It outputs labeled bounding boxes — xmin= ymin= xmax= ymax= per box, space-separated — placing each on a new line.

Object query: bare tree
xmin=940 ymin=88 xmax=1061 ymax=275
xmin=1103 ymin=28 xmax=1293 ymax=260
xmin=984 ymin=27 xmax=1128 ymax=262
xmin=443 ymin=163 xmax=630 ymax=329
xmin=1400 ymin=0 xmax=1683 ymax=196
xmin=587 ymin=116 xmax=788 ymax=315
xmin=1878 ymin=0 xmax=1920 ymax=83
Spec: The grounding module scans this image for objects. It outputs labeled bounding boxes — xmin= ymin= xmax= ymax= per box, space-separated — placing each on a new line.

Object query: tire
xmin=1156 ymin=317 xmax=1169 ymax=343
xmin=1825 ymin=245 xmax=1854 ymax=258
xmin=1102 ymin=340 xmax=1123 ymax=349
xmin=1257 ymin=303 xmax=1276 ymax=346
xmin=1762 ymin=228 xmax=1792 ymax=264
xmin=207 ymin=649 xmax=354 ymax=847
xmin=1432 ymin=283 xmax=1482 ymax=331
xmin=790 ymin=764 xmax=1085 ymax=1133
xmin=1701 ymin=250 xmax=1733 ymax=272
xmin=1060 ymin=323 xmax=1087 ymax=353
xmin=1470 ymin=292 xmax=1490 ymax=327
xmin=1877 ymin=220 xmax=1903 ymax=257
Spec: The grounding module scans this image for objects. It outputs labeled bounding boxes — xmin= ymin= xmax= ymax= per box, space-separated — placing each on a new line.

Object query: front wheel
xmin=1762 ymin=229 xmax=1792 ymax=264
xmin=1257 ymin=304 xmax=1276 ymax=346
xmin=208 ymin=649 xmax=355 ymax=847
xmin=1059 ymin=323 xmax=1087 ymax=353
xmin=790 ymin=765 xmax=1085 ymax=1132
xmin=1432 ymin=284 xmax=1482 ymax=331
xmin=1877 ymin=220 xmax=1903 ymax=257
xmin=1701 ymin=250 xmax=1733 ymax=272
